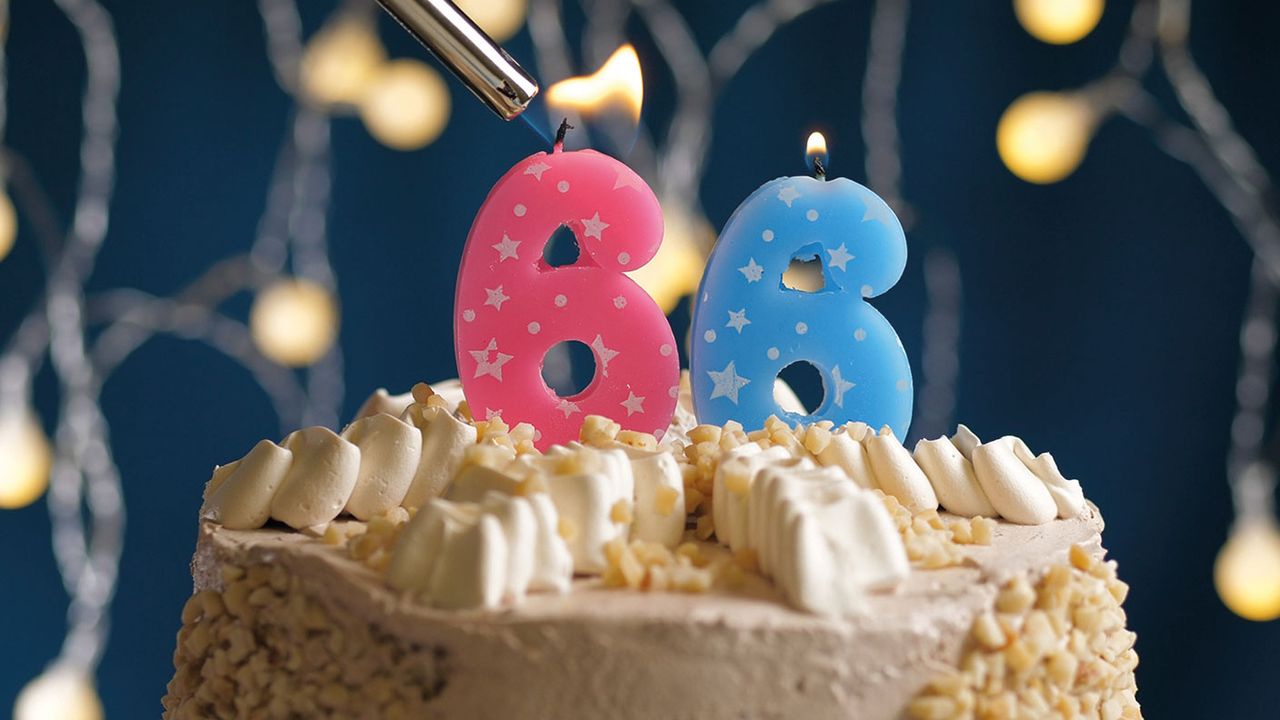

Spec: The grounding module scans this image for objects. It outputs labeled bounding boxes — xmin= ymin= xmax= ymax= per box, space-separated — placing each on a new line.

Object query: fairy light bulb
xmin=0 ymin=410 xmax=52 ymax=510
xmin=359 ymin=59 xmax=451 ymax=150
xmin=1215 ymin=520 xmax=1280 ymax=621
xmin=1014 ymin=0 xmax=1105 ymax=45
xmin=455 ymin=0 xmax=528 ymax=43
xmin=997 ymin=91 xmax=1095 ymax=184
xmin=299 ymin=17 xmax=386 ymax=106
xmin=14 ymin=666 xmax=103 ymax=720
xmin=627 ymin=201 xmax=710 ymax=313
xmin=250 ymin=279 xmax=340 ymax=367
xmin=0 ymin=190 xmax=17 ymax=262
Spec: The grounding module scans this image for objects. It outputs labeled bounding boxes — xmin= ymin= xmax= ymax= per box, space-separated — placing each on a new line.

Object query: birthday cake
xmin=162 ymin=377 xmax=1140 ymax=719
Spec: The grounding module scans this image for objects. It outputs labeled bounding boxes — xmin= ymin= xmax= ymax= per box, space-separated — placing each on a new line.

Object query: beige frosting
xmin=340 ymin=413 xmax=422 ymax=520
xmin=189 ymin=505 xmax=1106 ymax=720
xmin=271 ymin=427 xmax=361 ymax=530
xmin=913 ymin=436 xmax=997 ymax=517
xmin=971 ymin=436 xmax=1058 ymax=525
xmin=201 ymin=440 xmax=292 ymax=530
xmin=864 ymin=429 xmax=938 ymax=513
xmin=400 ymin=404 xmax=477 ymax=508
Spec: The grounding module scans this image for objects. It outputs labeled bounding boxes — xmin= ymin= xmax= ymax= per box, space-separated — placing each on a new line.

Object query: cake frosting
xmin=164 ymin=375 xmax=1140 ymax=719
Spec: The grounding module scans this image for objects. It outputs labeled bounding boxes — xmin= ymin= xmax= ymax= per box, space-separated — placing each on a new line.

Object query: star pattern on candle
xmin=613 ymin=167 xmax=646 ymax=192
xmin=777 ymin=185 xmax=801 ymax=207
xmin=738 ymin=258 xmax=764 ymax=283
xmin=492 ymin=233 xmax=521 ymax=262
xmin=708 ymin=360 xmax=751 ymax=404
xmin=470 ymin=338 xmax=513 ymax=381
xmin=484 ymin=285 xmax=510 ymax=311
xmin=556 ymin=399 xmax=581 ymax=417
xmin=830 ymin=365 xmax=856 ymax=407
xmin=591 ymin=334 xmax=619 ymax=376
xmin=725 ymin=308 xmax=751 ymax=333
xmin=827 ymin=243 xmax=854 ymax=271
xmin=485 ymin=408 xmax=503 ymax=420
xmin=620 ymin=391 xmax=645 ymax=416
xmin=524 ymin=161 xmax=551 ymax=180
xmin=861 ymin=198 xmax=896 ymax=226
xmin=581 ymin=212 xmax=609 ymax=240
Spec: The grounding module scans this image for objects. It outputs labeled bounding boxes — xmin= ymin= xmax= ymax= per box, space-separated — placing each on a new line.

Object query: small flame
xmin=806 ymin=131 xmax=829 ymax=175
xmin=546 ymin=45 xmax=644 ymax=123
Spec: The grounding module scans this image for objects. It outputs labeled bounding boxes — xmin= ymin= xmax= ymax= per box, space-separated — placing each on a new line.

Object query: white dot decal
xmin=618 ymin=252 xmax=631 ymax=265
xmin=669 ymin=386 xmax=680 ymax=399
xmin=767 ymin=347 xmax=779 ymax=360
xmin=462 ymin=309 xmax=476 ymax=322
xmin=762 ymin=229 xmax=774 ymax=242
xmin=795 ymin=322 xmax=808 ymax=335
xmin=660 ymin=344 xmax=673 ymax=357
xmin=554 ymin=294 xmax=568 ymax=307
xmin=704 ymin=330 xmax=717 ymax=343
xmin=861 ymin=285 xmax=873 ymax=297
xmin=557 ymin=181 xmax=570 ymax=193
xmin=854 ymin=328 xmax=867 ymax=342
xmin=527 ymin=321 xmax=541 ymax=334
xmin=513 ymin=203 xmax=527 ymax=217
xmin=613 ymin=296 xmax=627 ymax=309
xmin=806 ymin=209 xmax=819 ymax=221
xmin=896 ymin=379 xmax=909 ymax=391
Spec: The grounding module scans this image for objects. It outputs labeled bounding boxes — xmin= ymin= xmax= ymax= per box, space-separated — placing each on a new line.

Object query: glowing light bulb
xmin=1215 ymin=521 xmax=1280 ymax=621
xmin=359 ymin=60 xmax=451 ymax=151
xmin=455 ymin=0 xmax=528 ymax=43
xmin=997 ymin=91 xmax=1095 ymax=184
xmin=627 ymin=201 xmax=710 ymax=313
xmin=1014 ymin=0 xmax=1105 ymax=45
xmin=14 ymin=666 xmax=103 ymax=720
xmin=0 ymin=410 xmax=52 ymax=510
xmin=0 ymin=191 xmax=17 ymax=262
xmin=299 ymin=17 xmax=386 ymax=106
xmin=250 ymin=279 xmax=340 ymax=367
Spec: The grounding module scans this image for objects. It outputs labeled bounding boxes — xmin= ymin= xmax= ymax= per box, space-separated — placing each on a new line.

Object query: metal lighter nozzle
xmin=375 ymin=0 xmax=539 ymax=120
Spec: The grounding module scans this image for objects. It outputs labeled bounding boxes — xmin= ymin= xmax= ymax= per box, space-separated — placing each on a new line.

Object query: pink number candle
xmin=455 ymin=134 xmax=679 ymax=449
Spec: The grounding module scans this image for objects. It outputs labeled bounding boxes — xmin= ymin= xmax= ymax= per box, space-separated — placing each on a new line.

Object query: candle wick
xmin=812 ymin=156 xmax=827 ymax=180
xmin=554 ymin=118 xmax=574 ymax=152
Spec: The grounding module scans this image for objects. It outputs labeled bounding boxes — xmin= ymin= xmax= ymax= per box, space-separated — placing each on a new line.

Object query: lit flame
xmin=806 ymin=131 xmax=829 ymax=175
xmin=546 ymin=45 xmax=644 ymax=123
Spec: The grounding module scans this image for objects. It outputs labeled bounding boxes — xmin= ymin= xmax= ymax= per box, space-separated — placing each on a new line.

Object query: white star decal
xmin=613 ymin=167 xmax=646 ymax=191
xmin=581 ymin=212 xmax=609 ymax=240
xmin=827 ymin=243 xmax=854 ymax=272
xmin=591 ymin=334 xmax=620 ymax=376
xmin=556 ymin=399 xmax=581 ymax=418
xmin=485 ymin=408 xmax=503 ymax=420
xmin=484 ymin=285 xmax=510 ymax=311
xmin=708 ymin=361 xmax=751 ymax=405
xmin=492 ymin=234 xmax=521 ymax=262
xmin=777 ymin=185 xmax=801 ymax=207
xmin=620 ymin=392 xmax=645 ymax=416
xmin=725 ymin=308 xmax=751 ymax=333
xmin=830 ymin=365 xmax=856 ymax=408
xmin=738 ymin=258 xmax=764 ymax=283
xmin=862 ymin=197 xmax=897 ymax=226
xmin=524 ymin=161 xmax=551 ymax=180
xmin=469 ymin=338 xmax=513 ymax=381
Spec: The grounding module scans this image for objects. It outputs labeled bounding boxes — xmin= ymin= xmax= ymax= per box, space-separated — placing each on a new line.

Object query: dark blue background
xmin=2 ymin=1 xmax=1278 ymax=716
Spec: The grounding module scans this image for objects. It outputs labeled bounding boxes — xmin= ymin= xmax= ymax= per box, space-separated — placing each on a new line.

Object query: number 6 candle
xmin=455 ymin=126 xmax=679 ymax=448
xmin=690 ymin=132 xmax=914 ymax=436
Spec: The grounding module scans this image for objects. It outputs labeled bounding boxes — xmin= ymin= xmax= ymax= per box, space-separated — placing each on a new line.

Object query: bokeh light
xmin=997 ymin=91 xmax=1095 ymax=184
xmin=0 ymin=190 xmax=17 ymax=262
xmin=1014 ymin=0 xmax=1105 ymax=45
xmin=359 ymin=59 xmax=451 ymax=151
xmin=455 ymin=0 xmax=528 ymax=43
xmin=627 ymin=202 xmax=711 ymax=313
xmin=250 ymin=279 xmax=340 ymax=367
xmin=1215 ymin=521 xmax=1280 ymax=621
xmin=14 ymin=666 xmax=104 ymax=720
xmin=299 ymin=17 xmax=386 ymax=107
xmin=0 ymin=410 xmax=52 ymax=510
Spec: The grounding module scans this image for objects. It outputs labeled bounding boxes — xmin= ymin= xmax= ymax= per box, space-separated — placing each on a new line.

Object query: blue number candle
xmin=690 ymin=133 xmax=913 ymax=436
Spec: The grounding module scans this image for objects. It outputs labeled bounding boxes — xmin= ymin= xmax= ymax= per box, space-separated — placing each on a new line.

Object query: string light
xmin=1215 ymin=520 xmax=1280 ymax=621
xmin=626 ymin=200 xmax=710 ymax=313
xmin=1014 ymin=0 xmax=1105 ymax=45
xmin=358 ymin=59 xmax=451 ymax=150
xmin=299 ymin=16 xmax=386 ymax=106
xmin=454 ymin=0 xmax=528 ymax=43
xmin=250 ymin=279 xmax=340 ymax=368
xmin=997 ymin=91 xmax=1095 ymax=184
xmin=0 ymin=189 xmax=15 ymax=261
xmin=0 ymin=410 xmax=52 ymax=509
xmin=13 ymin=666 xmax=104 ymax=720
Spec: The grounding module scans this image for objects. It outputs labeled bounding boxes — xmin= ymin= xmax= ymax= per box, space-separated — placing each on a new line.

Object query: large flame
xmin=546 ymin=45 xmax=643 ymax=124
